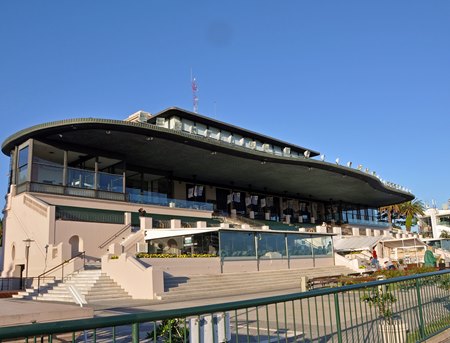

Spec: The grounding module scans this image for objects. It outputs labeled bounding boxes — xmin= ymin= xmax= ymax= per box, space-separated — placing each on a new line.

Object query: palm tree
xmin=379 ymin=204 xmax=401 ymax=225
xmin=399 ymin=199 xmax=425 ymax=232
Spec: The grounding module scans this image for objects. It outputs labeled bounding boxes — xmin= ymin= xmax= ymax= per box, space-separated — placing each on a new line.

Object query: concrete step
xmin=158 ymin=266 xmax=354 ymax=301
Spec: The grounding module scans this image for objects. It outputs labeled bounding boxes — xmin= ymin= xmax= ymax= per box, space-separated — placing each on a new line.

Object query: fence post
xmin=415 ymin=278 xmax=425 ymax=339
xmin=334 ymin=293 xmax=343 ymax=343
xmin=131 ymin=323 xmax=139 ymax=343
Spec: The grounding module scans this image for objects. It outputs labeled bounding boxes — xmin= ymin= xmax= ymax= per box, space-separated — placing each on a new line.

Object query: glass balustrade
xmin=67 ymin=167 xmax=95 ymax=189
xmin=97 ymin=171 xmax=124 ymax=192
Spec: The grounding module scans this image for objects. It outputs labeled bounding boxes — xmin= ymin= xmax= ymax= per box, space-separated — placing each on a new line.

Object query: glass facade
xmin=218 ymin=231 xmax=332 ymax=261
xmin=257 ymin=232 xmax=287 ymax=259
xmin=220 ymin=231 xmax=256 ymax=259
xmin=145 ymin=229 xmax=335 ymax=260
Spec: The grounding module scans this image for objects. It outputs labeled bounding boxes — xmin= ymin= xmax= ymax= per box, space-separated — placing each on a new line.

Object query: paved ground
xmin=2 ymin=284 xmax=450 ymax=342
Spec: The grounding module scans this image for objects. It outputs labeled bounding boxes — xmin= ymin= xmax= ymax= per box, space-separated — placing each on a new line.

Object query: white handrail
xmin=67 ymin=285 xmax=87 ymax=307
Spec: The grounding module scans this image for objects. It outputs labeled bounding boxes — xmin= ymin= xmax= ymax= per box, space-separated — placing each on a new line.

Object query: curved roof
xmin=149 ymin=107 xmax=321 ymax=157
xmin=1 ymin=116 xmax=414 ymax=207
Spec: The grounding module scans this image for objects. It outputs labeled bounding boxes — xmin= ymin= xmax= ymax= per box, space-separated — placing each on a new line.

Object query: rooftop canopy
xmin=2 ymin=110 xmax=414 ymax=207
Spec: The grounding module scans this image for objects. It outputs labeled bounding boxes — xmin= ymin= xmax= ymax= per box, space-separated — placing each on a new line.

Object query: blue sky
xmin=0 ymin=1 xmax=449 ymax=209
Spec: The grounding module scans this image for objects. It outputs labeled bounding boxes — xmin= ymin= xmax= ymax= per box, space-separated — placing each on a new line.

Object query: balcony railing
xmin=17 ymin=180 xmax=213 ymax=212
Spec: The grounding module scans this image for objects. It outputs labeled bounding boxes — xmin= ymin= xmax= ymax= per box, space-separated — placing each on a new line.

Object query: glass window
xmin=8 ymin=150 xmax=15 ymax=189
xmin=257 ymin=233 xmax=286 ymax=259
xmin=287 ymin=234 xmax=311 ymax=257
xmin=311 ymin=236 xmax=332 ymax=256
xmin=18 ymin=146 xmax=29 ymax=168
xmin=219 ymin=231 xmax=256 ymax=259
xmin=17 ymin=146 xmax=29 ymax=184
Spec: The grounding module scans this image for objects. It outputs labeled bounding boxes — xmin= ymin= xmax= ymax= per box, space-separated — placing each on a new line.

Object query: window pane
xmin=287 ymin=234 xmax=311 ymax=256
xmin=18 ymin=146 xmax=29 ymax=168
xmin=220 ymin=231 xmax=256 ymax=259
xmin=257 ymin=233 xmax=286 ymax=259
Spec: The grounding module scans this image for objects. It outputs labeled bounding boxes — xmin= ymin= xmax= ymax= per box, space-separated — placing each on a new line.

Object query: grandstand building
xmin=0 ymin=107 xmax=414 ymax=286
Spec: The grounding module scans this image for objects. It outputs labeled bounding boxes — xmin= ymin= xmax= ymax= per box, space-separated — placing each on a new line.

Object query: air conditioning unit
xmin=190 ymin=126 xmax=198 ymax=134
xmin=283 ymin=147 xmax=291 ymax=156
xmin=155 ymin=118 xmax=165 ymax=127
xmin=303 ymin=150 xmax=311 ymax=158
xmin=263 ymin=143 xmax=271 ymax=151
xmin=248 ymin=141 xmax=256 ymax=149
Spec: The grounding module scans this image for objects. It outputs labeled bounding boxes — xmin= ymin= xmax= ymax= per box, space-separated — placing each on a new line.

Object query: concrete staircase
xmin=13 ymin=269 xmax=132 ymax=304
xmin=157 ymin=265 xmax=354 ymax=302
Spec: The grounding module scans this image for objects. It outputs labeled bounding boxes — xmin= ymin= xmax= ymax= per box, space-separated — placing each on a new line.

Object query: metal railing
xmin=98 ymin=223 xmax=132 ymax=249
xmin=1 ymin=269 xmax=450 ymax=342
xmin=37 ymin=251 xmax=86 ymax=295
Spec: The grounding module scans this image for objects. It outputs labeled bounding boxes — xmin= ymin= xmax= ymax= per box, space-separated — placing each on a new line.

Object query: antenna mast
xmin=191 ymin=71 xmax=199 ymax=113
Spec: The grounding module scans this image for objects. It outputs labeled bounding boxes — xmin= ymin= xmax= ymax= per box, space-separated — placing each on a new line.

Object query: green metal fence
xmin=1 ymin=270 xmax=450 ymax=342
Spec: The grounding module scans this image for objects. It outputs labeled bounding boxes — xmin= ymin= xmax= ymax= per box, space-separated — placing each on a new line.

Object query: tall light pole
xmin=23 ymin=238 xmax=34 ymax=289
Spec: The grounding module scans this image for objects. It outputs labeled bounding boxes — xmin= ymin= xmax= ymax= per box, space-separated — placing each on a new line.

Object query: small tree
xmin=147 ymin=318 xmax=188 ymax=343
xmin=361 ymin=287 xmax=397 ymax=324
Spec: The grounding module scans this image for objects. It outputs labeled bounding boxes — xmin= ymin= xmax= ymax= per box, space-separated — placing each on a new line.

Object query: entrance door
xmin=69 ymin=235 xmax=80 ymax=258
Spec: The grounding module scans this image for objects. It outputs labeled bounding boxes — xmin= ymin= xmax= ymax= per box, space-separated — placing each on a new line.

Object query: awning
xmin=381 ymin=237 xmax=427 ymax=249
xmin=333 ymin=236 xmax=384 ymax=252
xmin=145 ymin=228 xmax=219 ymax=240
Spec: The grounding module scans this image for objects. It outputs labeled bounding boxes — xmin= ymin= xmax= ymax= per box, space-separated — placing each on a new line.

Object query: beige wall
xmin=54 ymin=221 xmax=129 ymax=261
xmin=142 ymin=257 xmax=222 ymax=276
xmin=102 ymin=254 xmax=163 ymax=299
xmin=139 ymin=257 xmax=332 ymax=276
xmin=1 ymin=193 xmax=58 ymax=278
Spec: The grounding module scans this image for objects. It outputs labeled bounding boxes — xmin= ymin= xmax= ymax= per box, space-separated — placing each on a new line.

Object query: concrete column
xmin=196 ymin=221 xmax=207 ymax=228
xmin=383 ymin=230 xmax=391 ymax=237
xmin=366 ymin=229 xmax=372 ymax=236
xmin=140 ymin=216 xmax=153 ymax=230
xmin=242 ymin=224 xmax=250 ymax=230
xmin=298 ymin=228 xmax=306 ymax=232
xmin=231 ymin=209 xmax=237 ymax=218
xmin=249 ymin=211 xmax=255 ymax=219
xmin=316 ymin=226 xmax=326 ymax=234
xmin=374 ymin=230 xmax=381 ymax=237
xmin=124 ymin=212 xmax=132 ymax=225
xmin=333 ymin=227 xmax=342 ymax=236
xmin=352 ymin=227 xmax=360 ymax=236
xmin=262 ymin=225 xmax=270 ymax=230
xmin=220 ymin=223 xmax=230 ymax=229
xmin=170 ymin=219 xmax=181 ymax=228
xmin=265 ymin=211 xmax=270 ymax=220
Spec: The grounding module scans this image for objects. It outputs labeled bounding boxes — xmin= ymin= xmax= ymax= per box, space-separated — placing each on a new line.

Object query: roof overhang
xmin=1 ymin=117 xmax=414 ymax=207
xmin=381 ymin=237 xmax=427 ymax=249
xmin=144 ymin=227 xmax=333 ymax=241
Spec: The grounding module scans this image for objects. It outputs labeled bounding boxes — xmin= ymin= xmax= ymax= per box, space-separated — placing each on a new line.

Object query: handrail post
xmin=131 ymin=323 xmax=139 ymax=343
xmin=334 ymin=293 xmax=343 ymax=343
xmin=415 ymin=278 xmax=425 ymax=339
xmin=83 ymin=252 xmax=86 ymax=269
xmin=62 ymin=264 xmax=64 ymax=281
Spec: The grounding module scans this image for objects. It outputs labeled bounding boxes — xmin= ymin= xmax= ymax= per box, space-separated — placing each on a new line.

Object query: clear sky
xmin=0 ymin=1 xmax=449 ymax=209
